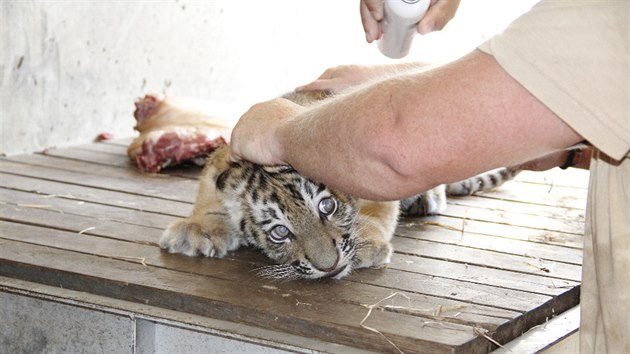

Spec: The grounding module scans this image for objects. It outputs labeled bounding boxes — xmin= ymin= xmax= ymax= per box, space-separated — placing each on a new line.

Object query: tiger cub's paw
xmin=400 ymin=185 xmax=447 ymax=216
xmin=354 ymin=240 xmax=393 ymax=269
xmin=159 ymin=218 xmax=237 ymax=258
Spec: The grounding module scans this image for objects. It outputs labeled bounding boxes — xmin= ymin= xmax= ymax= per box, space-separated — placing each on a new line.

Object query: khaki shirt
xmin=479 ymin=1 xmax=629 ymax=352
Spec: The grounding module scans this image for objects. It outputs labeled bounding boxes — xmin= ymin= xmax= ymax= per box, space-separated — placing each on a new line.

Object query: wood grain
xmin=0 ymin=140 xmax=588 ymax=353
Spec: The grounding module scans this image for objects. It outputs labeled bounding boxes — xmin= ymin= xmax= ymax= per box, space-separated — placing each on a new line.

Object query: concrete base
xmin=493 ymin=306 xmax=580 ymax=354
xmin=0 ymin=276 xmax=370 ymax=354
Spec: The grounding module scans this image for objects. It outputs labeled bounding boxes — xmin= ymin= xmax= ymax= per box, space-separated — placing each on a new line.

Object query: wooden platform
xmin=0 ymin=139 xmax=589 ymax=353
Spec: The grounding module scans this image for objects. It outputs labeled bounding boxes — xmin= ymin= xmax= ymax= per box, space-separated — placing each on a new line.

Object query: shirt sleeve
xmin=478 ymin=0 xmax=629 ymax=161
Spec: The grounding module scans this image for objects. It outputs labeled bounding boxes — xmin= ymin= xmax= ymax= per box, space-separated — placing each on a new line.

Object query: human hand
xmin=296 ymin=64 xmax=387 ymax=93
xmin=361 ymin=0 xmax=461 ymax=42
xmin=361 ymin=0 xmax=384 ymax=43
xmin=417 ymin=0 xmax=461 ymax=35
xmin=229 ymin=98 xmax=304 ymax=166
xmin=297 ymin=62 xmax=429 ymax=93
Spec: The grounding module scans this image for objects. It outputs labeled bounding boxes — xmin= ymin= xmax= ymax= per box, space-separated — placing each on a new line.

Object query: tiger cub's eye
xmin=270 ymin=225 xmax=292 ymax=243
xmin=318 ymin=197 xmax=337 ymax=216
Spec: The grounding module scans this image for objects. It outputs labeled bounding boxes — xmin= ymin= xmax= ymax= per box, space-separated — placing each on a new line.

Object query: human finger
xmin=417 ymin=0 xmax=460 ymax=35
xmin=295 ymin=66 xmax=349 ymax=92
xmin=295 ymin=80 xmax=331 ymax=92
xmin=296 ymin=78 xmax=348 ymax=93
xmin=360 ymin=0 xmax=383 ymax=42
xmin=229 ymin=99 xmax=299 ymax=165
xmin=295 ymin=68 xmax=338 ymax=92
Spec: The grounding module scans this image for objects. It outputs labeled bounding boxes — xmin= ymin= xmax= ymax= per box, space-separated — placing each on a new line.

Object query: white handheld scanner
xmin=377 ymin=0 xmax=430 ymax=59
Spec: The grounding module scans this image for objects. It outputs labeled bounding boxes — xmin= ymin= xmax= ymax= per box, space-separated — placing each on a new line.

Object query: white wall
xmin=0 ymin=0 xmax=537 ymax=156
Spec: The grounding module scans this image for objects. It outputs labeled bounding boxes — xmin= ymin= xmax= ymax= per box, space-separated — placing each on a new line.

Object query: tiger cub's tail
xmin=446 ymin=167 xmax=521 ymax=196
xmin=399 ymin=167 xmax=521 ymax=216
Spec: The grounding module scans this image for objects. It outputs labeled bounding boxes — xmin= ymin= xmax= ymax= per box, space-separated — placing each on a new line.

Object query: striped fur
xmin=160 ymin=145 xmax=398 ymax=280
xmin=400 ymin=167 xmax=521 ymax=216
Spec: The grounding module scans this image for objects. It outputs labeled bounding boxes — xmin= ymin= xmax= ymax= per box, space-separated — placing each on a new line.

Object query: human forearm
xmin=278 ymin=81 xmax=411 ymax=199
xmin=232 ymin=51 xmax=585 ymax=201
xmin=296 ymin=62 xmax=430 ymax=93
xmin=284 ymin=51 xmax=584 ymax=198
xmin=379 ymin=51 xmax=586 ymax=187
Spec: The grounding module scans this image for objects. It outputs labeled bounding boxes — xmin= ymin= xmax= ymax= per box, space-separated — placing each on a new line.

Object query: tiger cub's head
xmin=214 ymin=154 xmax=360 ymax=280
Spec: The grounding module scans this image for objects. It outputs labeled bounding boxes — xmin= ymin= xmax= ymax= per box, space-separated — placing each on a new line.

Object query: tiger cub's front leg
xmin=352 ymin=200 xmax=399 ymax=269
xmin=160 ymin=214 xmax=238 ymax=257
xmin=160 ymin=146 xmax=243 ymax=258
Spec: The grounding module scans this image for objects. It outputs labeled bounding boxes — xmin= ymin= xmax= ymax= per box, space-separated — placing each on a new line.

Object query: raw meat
xmin=128 ymin=95 xmax=236 ymax=173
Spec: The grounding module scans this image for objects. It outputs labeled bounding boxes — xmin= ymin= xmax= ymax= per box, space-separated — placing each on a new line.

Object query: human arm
xmin=230 ymin=50 xmax=584 ymax=200
xmin=296 ymin=62 xmax=429 ymax=93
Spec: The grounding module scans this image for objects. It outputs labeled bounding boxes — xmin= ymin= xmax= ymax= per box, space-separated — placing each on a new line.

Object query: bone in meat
xmin=128 ymin=95 xmax=235 ymax=173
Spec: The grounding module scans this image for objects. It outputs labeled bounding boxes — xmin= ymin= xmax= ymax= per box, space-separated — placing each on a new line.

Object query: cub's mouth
xmin=325 ymin=264 xmax=348 ymax=279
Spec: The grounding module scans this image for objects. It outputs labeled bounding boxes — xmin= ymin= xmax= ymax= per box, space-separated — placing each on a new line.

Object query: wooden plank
xmin=392 ymin=237 xmax=582 ymax=282
xmin=3 ymin=150 xmax=203 ymax=183
xmin=515 ymin=169 xmax=590 ymax=189
xmin=1 ymin=186 xmax=578 ymax=291
xmin=1 ymin=215 xmax=569 ymax=352
xmin=1 ymin=171 xmax=581 ymax=265
xmin=313 ymin=237 xmax=576 ymax=319
xmin=439 ymin=202 xmax=584 ymax=235
xmin=47 ymin=143 xmax=206 ymax=179
xmin=69 ymin=143 xmax=208 ymax=180
xmin=0 ymin=143 xmax=587 ymax=352
xmin=0 ymin=221 xmax=249 ymax=282
xmin=1 ymin=154 xmax=162 ymax=181
xmin=1 ymin=173 xmax=580 ymax=300
xmin=0 ymin=158 xmax=585 ymax=236
xmin=0 ymin=239 xmax=491 ymax=353
xmin=0 ymin=172 xmax=192 ymax=217
xmin=0 ymin=188 xmax=177 ymax=230
xmin=0 ymin=221 xmax=521 ymax=329
xmin=386 ymin=253 xmax=578 ymax=297
xmin=447 ymin=194 xmax=585 ymax=223
xmin=350 ymin=267 xmax=552 ymax=312
xmin=401 ymin=217 xmax=583 ymax=250
xmin=0 ymin=169 xmax=584 ymax=318
xmin=75 ymin=142 xmax=130 ymax=155
xmin=0 ymin=194 xmax=562 ymax=315
xmin=0 ymin=159 xmax=199 ymax=203
xmin=475 ymin=182 xmax=587 ymax=210
xmin=0 ymin=203 xmax=161 ymax=245
xmin=396 ymin=219 xmax=582 ymax=265
xmin=0 ymin=168 xmax=584 ymax=255
xmin=1 ymin=184 xmax=578 ymax=343
xmin=42 ymin=147 xmax=132 ymax=168
xmin=350 ymin=270 xmax=577 ymax=331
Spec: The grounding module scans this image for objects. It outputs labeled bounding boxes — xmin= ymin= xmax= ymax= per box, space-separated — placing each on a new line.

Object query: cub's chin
xmin=257 ymin=259 xmax=354 ymax=280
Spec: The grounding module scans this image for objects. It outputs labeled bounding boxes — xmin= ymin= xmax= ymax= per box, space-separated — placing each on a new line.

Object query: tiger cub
xmin=159 ymin=143 xmax=519 ymax=280
xmin=160 ymin=145 xmax=399 ymax=279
